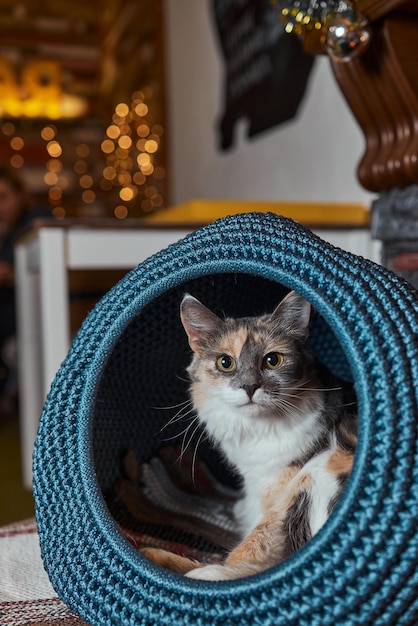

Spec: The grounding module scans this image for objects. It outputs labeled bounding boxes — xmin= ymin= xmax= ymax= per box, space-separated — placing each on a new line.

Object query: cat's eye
xmin=263 ymin=352 xmax=284 ymax=370
xmin=216 ymin=355 xmax=236 ymax=372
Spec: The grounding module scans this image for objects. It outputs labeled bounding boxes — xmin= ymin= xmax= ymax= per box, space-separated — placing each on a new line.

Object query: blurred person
xmin=0 ymin=166 xmax=50 ymax=417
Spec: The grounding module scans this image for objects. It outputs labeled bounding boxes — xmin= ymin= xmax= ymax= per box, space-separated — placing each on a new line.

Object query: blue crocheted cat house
xmin=33 ymin=212 xmax=418 ymax=625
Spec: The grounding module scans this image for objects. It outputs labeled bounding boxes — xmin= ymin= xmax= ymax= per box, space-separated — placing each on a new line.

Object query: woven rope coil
xmin=33 ymin=212 xmax=418 ymax=625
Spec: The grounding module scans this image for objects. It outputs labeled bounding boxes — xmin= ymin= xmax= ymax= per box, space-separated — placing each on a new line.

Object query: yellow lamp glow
xmin=0 ymin=56 xmax=88 ymax=120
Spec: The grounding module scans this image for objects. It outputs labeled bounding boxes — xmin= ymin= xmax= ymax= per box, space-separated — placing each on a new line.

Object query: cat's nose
xmin=243 ymin=384 xmax=259 ymax=399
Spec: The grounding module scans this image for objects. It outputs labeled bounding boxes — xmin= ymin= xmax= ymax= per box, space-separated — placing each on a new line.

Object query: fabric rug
xmin=0 ymin=518 xmax=85 ymax=625
xmin=0 ymin=447 xmax=239 ymax=625
xmin=108 ymin=446 xmax=240 ymax=563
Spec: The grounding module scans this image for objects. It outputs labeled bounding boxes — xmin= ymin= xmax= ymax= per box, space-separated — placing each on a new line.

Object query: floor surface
xmin=0 ymin=414 xmax=35 ymax=525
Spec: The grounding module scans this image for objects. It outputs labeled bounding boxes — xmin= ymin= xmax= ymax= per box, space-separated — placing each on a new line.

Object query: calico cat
xmin=142 ymin=290 xmax=357 ymax=580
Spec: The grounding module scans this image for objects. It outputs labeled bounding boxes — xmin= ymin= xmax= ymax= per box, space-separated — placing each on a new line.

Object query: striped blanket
xmin=0 ymin=447 xmax=238 ymax=625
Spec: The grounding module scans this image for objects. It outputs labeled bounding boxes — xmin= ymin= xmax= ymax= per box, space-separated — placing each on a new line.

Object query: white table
xmin=15 ymin=221 xmax=191 ymax=488
xmin=15 ymin=218 xmax=380 ymax=488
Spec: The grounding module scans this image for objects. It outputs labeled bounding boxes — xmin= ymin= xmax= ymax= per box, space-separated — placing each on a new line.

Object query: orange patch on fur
xmin=327 ymin=446 xmax=353 ymax=476
xmin=263 ymin=466 xmax=300 ymax=510
xmin=191 ymin=384 xmax=209 ymax=407
xmin=295 ymin=473 xmax=312 ymax=490
xmin=222 ymin=328 xmax=248 ymax=359
xmin=225 ymin=467 xmax=315 ymax=568
xmin=252 ymin=331 xmax=263 ymax=343
xmin=141 ymin=547 xmax=201 ymax=575
xmin=225 ymin=513 xmax=278 ymax=565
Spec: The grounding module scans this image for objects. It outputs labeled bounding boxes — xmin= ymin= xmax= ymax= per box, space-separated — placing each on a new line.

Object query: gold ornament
xmin=273 ymin=0 xmax=371 ymax=61
xmin=273 ymin=0 xmax=356 ymax=35
xmin=325 ymin=15 xmax=371 ymax=62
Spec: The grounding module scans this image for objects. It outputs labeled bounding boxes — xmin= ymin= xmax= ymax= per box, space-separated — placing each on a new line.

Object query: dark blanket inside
xmin=106 ymin=446 xmax=241 ymax=565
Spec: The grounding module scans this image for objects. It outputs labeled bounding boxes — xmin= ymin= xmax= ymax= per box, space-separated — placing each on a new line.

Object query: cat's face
xmin=180 ymin=291 xmax=318 ymax=424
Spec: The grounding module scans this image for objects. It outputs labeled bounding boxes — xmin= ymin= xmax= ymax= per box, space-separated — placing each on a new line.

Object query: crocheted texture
xmin=33 ymin=213 xmax=418 ymax=626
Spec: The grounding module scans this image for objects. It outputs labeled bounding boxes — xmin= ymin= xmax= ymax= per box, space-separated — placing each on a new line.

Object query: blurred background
xmin=0 ymin=0 xmax=374 ymax=524
xmin=0 ymin=0 xmax=168 ymax=220
xmin=0 ymin=0 xmax=371 ymax=222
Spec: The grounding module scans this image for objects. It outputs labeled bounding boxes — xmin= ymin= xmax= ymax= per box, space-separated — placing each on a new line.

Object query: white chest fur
xmin=199 ymin=397 xmax=323 ymax=535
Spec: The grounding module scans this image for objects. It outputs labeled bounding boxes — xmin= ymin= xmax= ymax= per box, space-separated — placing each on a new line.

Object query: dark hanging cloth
xmin=211 ymin=0 xmax=315 ymax=150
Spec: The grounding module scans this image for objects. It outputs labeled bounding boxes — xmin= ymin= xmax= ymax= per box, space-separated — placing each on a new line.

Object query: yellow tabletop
xmin=142 ymin=199 xmax=370 ymax=229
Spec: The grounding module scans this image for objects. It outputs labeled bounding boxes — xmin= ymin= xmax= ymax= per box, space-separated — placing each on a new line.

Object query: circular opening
xmin=92 ymin=272 xmax=355 ymax=579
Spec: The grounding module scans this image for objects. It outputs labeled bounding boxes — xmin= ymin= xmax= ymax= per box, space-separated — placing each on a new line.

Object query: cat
xmin=141 ymin=290 xmax=357 ymax=580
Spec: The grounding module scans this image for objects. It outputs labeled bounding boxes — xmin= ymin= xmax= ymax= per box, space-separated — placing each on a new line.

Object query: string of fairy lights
xmin=0 ymin=89 xmax=165 ymax=219
xmin=100 ymin=89 xmax=166 ymax=219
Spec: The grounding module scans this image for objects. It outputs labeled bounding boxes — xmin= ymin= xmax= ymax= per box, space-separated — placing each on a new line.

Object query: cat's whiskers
xmin=271 ymin=398 xmax=299 ymax=412
xmin=160 ymin=413 xmax=208 ymax=485
xmin=177 ymin=416 xmax=202 ymax=463
xmin=154 ymin=401 xmax=195 ymax=435
xmin=155 ymin=403 xmax=208 ymax=484
xmin=191 ymin=429 xmax=208 ymax=485
xmin=160 ymin=425 xmax=192 ymax=443
xmin=270 ymin=389 xmax=307 ymax=402
xmin=159 ymin=410 xmax=197 ymax=442
xmin=151 ymin=394 xmax=209 ymax=483
xmin=269 ymin=395 xmax=312 ymax=417
xmin=175 ymin=373 xmax=191 ymax=384
xmin=151 ymin=399 xmax=191 ymax=411
xmin=279 ymin=383 xmax=342 ymax=393
xmin=275 ymin=391 xmax=307 ymax=399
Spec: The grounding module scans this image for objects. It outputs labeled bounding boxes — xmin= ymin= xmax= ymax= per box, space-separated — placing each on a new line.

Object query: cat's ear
xmin=180 ymin=294 xmax=222 ymax=353
xmin=271 ymin=291 xmax=311 ymax=338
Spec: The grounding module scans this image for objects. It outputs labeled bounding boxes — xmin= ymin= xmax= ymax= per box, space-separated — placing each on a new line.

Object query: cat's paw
xmin=185 ymin=562 xmax=265 ymax=581
xmin=141 ymin=547 xmax=200 ymax=576
xmin=185 ymin=564 xmax=229 ymax=581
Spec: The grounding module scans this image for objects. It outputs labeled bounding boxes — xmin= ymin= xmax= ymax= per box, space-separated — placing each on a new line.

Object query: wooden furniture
xmin=329 ymin=0 xmax=418 ymax=192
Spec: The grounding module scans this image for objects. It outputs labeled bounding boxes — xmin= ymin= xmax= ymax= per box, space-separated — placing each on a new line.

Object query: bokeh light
xmin=10 ymin=136 xmax=24 ymax=150
xmin=2 ymin=122 xmax=15 ymax=136
xmin=52 ymin=206 xmax=66 ymax=219
xmin=101 ymin=139 xmax=115 ymax=154
xmin=135 ymin=103 xmax=148 ymax=117
xmin=118 ymin=135 xmax=132 ymax=150
xmin=47 ymin=158 xmax=63 ymax=172
xmin=137 ymin=124 xmax=150 ymax=137
xmin=41 ymin=126 xmax=56 ymax=141
xmin=144 ymin=139 xmax=158 ymax=153
xmin=47 ymin=141 xmax=62 ymax=158
xmin=119 ymin=186 xmax=135 ymax=202
xmin=10 ymin=154 xmax=24 ymax=168
xmin=44 ymin=172 xmax=58 ymax=185
xmin=82 ymin=189 xmax=96 ymax=204
xmin=106 ymin=125 xmax=120 ymax=139
xmin=79 ymin=175 xmax=93 ymax=189
xmin=49 ymin=186 xmax=62 ymax=201
xmin=115 ymin=103 xmax=130 ymax=117
xmin=100 ymin=91 xmax=165 ymax=216
xmin=114 ymin=204 xmax=128 ymax=219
